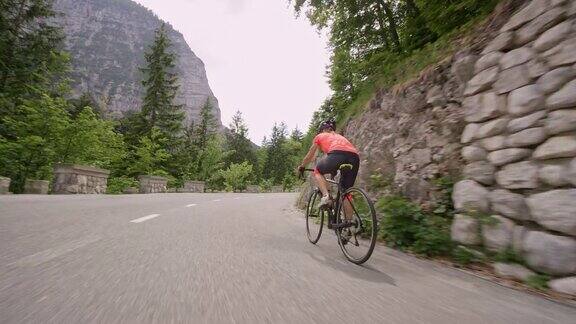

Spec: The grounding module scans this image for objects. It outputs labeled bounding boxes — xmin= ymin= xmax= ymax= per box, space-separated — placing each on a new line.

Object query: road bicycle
xmin=300 ymin=165 xmax=377 ymax=264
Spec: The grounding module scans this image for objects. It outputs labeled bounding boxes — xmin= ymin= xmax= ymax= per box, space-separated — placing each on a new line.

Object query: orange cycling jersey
xmin=313 ymin=132 xmax=359 ymax=155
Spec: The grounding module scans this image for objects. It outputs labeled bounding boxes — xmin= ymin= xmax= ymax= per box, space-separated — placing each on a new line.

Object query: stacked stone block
xmin=138 ymin=176 xmax=168 ymax=194
xmin=452 ymin=0 xmax=576 ymax=295
xmin=0 ymin=177 xmax=10 ymax=194
xmin=52 ymin=164 xmax=110 ymax=194
xmin=180 ymin=181 xmax=205 ymax=193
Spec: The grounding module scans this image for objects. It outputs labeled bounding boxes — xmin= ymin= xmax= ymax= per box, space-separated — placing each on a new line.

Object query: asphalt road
xmin=1 ymin=193 xmax=575 ymax=323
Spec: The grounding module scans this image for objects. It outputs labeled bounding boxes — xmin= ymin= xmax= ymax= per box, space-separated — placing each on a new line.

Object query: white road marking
xmin=130 ymin=214 xmax=160 ymax=223
xmin=212 ymin=199 xmax=221 ymax=202
xmin=234 ymin=197 xmax=241 ymax=200
xmin=186 ymin=204 xmax=197 ymax=207
xmin=8 ymin=235 xmax=101 ymax=268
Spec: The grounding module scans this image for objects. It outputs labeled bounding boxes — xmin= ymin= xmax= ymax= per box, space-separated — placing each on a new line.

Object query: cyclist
xmin=298 ymin=119 xmax=360 ymax=221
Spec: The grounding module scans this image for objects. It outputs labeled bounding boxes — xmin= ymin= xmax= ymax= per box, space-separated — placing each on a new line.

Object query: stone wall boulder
xmin=549 ymin=276 xmax=576 ymax=295
xmin=494 ymin=263 xmax=536 ymax=281
xmin=523 ymin=230 xmax=576 ymax=276
xmin=464 ymin=161 xmax=495 ymax=185
xmin=453 ymin=180 xmax=490 ymax=213
xmin=451 ymin=214 xmax=481 ymax=245
xmin=527 ymin=189 xmax=576 ymax=236
xmin=489 ymin=189 xmax=530 ymax=221
xmin=482 ymin=215 xmax=515 ymax=252
xmin=496 ymin=161 xmax=539 ymax=189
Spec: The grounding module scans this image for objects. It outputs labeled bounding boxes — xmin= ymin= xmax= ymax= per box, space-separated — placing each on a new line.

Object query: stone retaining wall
xmin=181 ymin=181 xmax=205 ymax=193
xmin=138 ymin=175 xmax=167 ymax=194
xmin=0 ymin=177 xmax=10 ymax=194
xmin=452 ymin=0 xmax=576 ymax=294
xmin=24 ymin=180 xmax=50 ymax=194
xmin=52 ymin=164 xmax=109 ymax=194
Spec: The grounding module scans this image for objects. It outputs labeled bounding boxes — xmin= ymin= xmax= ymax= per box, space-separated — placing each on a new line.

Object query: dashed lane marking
xmin=186 ymin=204 xmax=197 ymax=207
xmin=7 ymin=235 xmax=101 ymax=268
xmin=130 ymin=214 xmax=161 ymax=223
xmin=212 ymin=199 xmax=221 ymax=202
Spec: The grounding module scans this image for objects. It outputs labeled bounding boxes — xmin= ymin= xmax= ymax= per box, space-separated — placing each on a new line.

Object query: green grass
xmin=524 ymin=274 xmax=550 ymax=291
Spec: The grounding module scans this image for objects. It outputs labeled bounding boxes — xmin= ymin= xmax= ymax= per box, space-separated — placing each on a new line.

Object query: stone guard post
xmin=181 ymin=181 xmax=205 ymax=193
xmin=0 ymin=177 xmax=10 ymax=194
xmin=138 ymin=175 xmax=168 ymax=194
xmin=53 ymin=164 xmax=110 ymax=194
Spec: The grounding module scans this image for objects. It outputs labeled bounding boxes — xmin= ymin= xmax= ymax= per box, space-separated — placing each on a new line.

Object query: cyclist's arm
xmin=301 ymin=143 xmax=318 ymax=167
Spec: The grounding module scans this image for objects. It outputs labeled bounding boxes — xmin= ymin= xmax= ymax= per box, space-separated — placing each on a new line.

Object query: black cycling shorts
xmin=315 ymin=150 xmax=360 ymax=192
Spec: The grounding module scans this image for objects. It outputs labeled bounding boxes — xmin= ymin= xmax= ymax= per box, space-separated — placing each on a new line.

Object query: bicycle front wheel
xmin=306 ymin=189 xmax=325 ymax=244
xmin=336 ymin=187 xmax=378 ymax=264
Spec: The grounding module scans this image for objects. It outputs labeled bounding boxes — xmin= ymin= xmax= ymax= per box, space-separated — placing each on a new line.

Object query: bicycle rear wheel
xmin=306 ymin=189 xmax=325 ymax=244
xmin=336 ymin=187 xmax=377 ymax=264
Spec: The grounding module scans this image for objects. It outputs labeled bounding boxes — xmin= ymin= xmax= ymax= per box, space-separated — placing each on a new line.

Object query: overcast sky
xmin=133 ymin=0 xmax=331 ymax=143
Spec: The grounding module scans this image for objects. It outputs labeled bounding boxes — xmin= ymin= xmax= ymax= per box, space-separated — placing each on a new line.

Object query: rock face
xmin=52 ymin=0 xmax=223 ymax=127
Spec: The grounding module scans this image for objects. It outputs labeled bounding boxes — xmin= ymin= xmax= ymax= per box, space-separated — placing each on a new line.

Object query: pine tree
xmin=139 ymin=23 xmax=185 ymax=143
xmin=290 ymin=127 xmax=304 ymax=142
xmin=225 ymin=110 xmax=257 ymax=167
xmin=194 ymin=99 xmax=218 ymax=148
xmin=262 ymin=123 xmax=290 ymax=184
xmin=0 ymin=0 xmax=69 ymax=138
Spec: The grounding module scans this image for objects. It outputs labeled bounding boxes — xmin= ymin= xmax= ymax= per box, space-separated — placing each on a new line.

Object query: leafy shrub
xmin=525 ymin=274 xmax=550 ymax=290
xmin=369 ymin=170 xmax=392 ymax=191
xmin=107 ymin=176 xmax=138 ymax=194
xmin=221 ymin=162 xmax=253 ymax=192
xmin=167 ymin=176 xmax=183 ymax=189
xmin=452 ymin=246 xmax=485 ymax=265
xmin=412 ymin=216 xmax=454 ymax=257
xmin=282 ymin=174 xmax=296 ymax=192
xmin=415 ymin=0 xmax=499 ymax=35
xmin=377 ymin=195 xmax=423 ymax=249
xmin=260 ymin=179 xmax=273 ymax=192
xmin=376 ymin=177 xmax=456 ymax=256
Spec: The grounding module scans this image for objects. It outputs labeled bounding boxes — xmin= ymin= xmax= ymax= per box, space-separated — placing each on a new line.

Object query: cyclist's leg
xmin=340 ymin=154 xmax=360 ymax=220
xmin=314 ymin=154 xmax=340 ymax=201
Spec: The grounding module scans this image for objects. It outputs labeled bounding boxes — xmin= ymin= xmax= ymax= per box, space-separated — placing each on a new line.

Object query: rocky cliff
xmin=52 ymin=0 xmax=223 ymax=126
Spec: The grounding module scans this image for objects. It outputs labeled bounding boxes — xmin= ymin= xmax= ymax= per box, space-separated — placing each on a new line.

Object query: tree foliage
xmin=220 ymin=161 xmax=253 ymax=192
xmin=293 ymin=0 xmax=499 ymax=128
xmin=138 ymin=23 xmax=185 ymax=143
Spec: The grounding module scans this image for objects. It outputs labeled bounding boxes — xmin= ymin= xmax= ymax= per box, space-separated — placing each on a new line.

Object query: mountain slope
xmin=53 ymin=0 xmax=223 ymax=127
